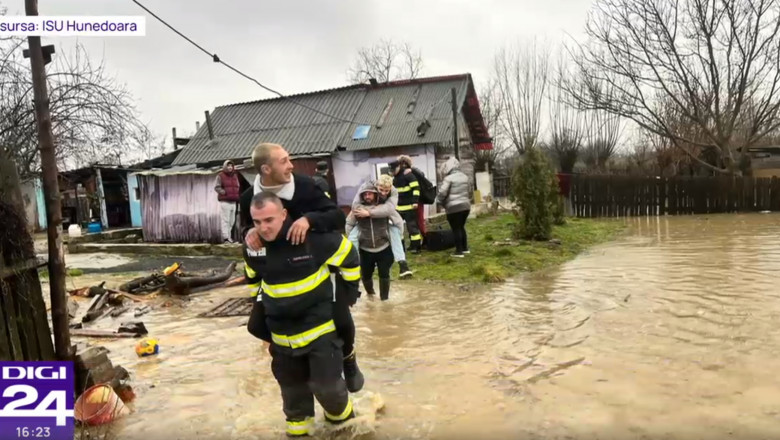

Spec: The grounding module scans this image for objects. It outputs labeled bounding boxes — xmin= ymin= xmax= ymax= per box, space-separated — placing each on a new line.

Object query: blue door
xmin=128 ymin=173 xmax=142 ymax=227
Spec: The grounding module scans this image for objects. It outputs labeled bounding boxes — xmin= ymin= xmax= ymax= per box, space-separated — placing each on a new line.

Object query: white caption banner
xmin=0 ymin=16 xmax=146 ymax=36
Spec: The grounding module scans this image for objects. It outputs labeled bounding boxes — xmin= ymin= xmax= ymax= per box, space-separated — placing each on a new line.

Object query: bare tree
xmin=124 ymin=125 xmax=168 ymax=166
xmin=347 ymin=39 xmax=423 ymax=84
xmin=548 ymin=56 xmax=587 ymax=173
xmin=626 ymin=139 xmax=654 ymax=175
xmin=583 ymin=108 xmax=622 ymax=172
xmin=474 ymin=79 xmax=507 ymax=172
xmin=493 ymin=40 xmax=551 ymax=154
xmin=563 ymin=0 xmax=780 ymax=175
xmin=1 ymin=14 xmax=152 ymax=179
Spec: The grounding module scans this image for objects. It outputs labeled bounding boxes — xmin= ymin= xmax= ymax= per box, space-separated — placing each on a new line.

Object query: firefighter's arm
xmin=407 ymin=173 xmax=420 ymax=205
xmin=243 ymin=259 xmax=263 ymax=297
xmin=239 ymin=186 xmax=254 ymax=240
xmin=322 ymin=233 xmax=361 ymax=305
xmin=247 ymin=299 xmax=272 ymax=343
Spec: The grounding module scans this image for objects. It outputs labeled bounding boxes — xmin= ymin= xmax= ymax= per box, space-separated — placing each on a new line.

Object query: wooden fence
xmin=569 ymin=174 xmax=780 ymax=217
xmin=0 ymin=201 xmax=55 ymax=361
xmin=1 ymin=147 xmax=56 ymax=361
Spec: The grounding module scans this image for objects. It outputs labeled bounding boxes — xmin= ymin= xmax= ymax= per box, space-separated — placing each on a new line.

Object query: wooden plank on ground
xmin=198 ymin=297 xmax=254 ymax=318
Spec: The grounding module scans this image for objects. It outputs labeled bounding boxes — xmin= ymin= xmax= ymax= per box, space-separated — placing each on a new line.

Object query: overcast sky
xmin=5 ymin=0 xmax=594 ymax=147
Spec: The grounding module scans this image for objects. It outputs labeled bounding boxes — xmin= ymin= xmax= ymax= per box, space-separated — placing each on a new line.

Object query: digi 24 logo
xmin=0 ymin=362 xmax=74 ymax=440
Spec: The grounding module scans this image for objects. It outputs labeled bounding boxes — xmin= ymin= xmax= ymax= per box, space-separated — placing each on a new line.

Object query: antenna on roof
xmin=369 ymin=78 xmax=378 ymax=87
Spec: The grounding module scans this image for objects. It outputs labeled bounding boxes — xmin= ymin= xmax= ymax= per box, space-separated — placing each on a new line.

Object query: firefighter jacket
xmin=393 ymin=169 xmax=420 ymax=213
xmin=243 ymin=245 xmax=266 ymax=297
xmin=259 ymin=221 xmax=361 ymax=356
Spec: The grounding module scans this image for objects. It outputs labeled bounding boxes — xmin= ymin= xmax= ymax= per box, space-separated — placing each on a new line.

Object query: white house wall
xmin=332 ymin=146 xmax=438 ymax=217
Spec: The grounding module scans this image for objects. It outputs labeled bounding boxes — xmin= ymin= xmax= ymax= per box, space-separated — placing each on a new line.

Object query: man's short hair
xmin=251 ymin=142 xmax=283 ymax=171
xmin=377 ymin=174 xmax=394 ymax=189
xmin=397 ymin=155 xmax=412 ymax=168
xmin=250 ymin=191 xmax=284 ymax=210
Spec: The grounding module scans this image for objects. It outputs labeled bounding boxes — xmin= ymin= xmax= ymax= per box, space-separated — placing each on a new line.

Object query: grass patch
xmin=403 ymin=213 xmax=626 ymax=284
xmin=38 ymin=268 xmax=84 ymax=279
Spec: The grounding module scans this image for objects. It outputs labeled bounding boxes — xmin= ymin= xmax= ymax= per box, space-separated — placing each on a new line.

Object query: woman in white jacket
xmin=436 ymin=157 xmax=472 ymax=257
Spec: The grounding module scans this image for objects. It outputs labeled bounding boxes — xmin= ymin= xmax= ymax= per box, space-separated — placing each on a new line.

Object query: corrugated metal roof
xmin=172 ymin=74 xmax=477 ymax=165
xmin=338 ymin=77 xmax=469 ymax=151
xmin=172 ymin=86 xmax=367 ymax=166
xmin=131 ymin=164 xmax=214 ymax=176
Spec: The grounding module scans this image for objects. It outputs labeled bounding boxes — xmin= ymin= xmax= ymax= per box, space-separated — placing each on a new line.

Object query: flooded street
xmin=70 ymin=213 xmax=780 ymax=439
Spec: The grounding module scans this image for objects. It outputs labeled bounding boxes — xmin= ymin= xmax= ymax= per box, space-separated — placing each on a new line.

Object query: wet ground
xmin=64 ymin=213 xmax=780 ymax=440
xmin=66 ymin=254 xmax=237 ymax=275
xmin=34 ymin=234 xmax=236 ymax=275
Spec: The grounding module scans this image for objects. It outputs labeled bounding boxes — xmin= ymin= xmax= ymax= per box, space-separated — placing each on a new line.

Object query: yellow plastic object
xmin=135 ymin=338 xmax=160 ymax=357
xmin=163 ymin=262 xmax=180 ymax=276
xmin=473 ymin=189 xmax=482 ymax=204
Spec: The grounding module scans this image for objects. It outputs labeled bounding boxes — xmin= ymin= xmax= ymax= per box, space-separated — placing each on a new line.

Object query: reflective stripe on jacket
xmin=261 ymin=231 xmax=361 ymax=355
xmin=394 ymin=171 xmax=419 ymax=212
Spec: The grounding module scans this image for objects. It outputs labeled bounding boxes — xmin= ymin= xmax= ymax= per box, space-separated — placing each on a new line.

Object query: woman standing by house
xmin=214 ymin=160 xmax=240 ymax=243
xmin=436 ymin=157 xmax=472 ymax=258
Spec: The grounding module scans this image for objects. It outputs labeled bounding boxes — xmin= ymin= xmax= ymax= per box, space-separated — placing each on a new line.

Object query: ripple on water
xmin=78 ymin=213 xmax=780 ymax=439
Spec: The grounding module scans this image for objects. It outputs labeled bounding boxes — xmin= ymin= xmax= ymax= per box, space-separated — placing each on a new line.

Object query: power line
xmin=130 ymin=0 xmax=362 ymax=125
xmin=130 ymin=0 xmax=458 ymax=130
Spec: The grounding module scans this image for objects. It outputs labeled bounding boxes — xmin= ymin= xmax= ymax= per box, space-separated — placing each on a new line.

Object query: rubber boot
xmin=343 ymin=350 xmax=365 ymax=393
xmin=285 ymin=417 xmax=313 ymax=437
xmin=362 ymin=277 xmax=375 ymax=296
xmin=379 ymin=278 xmax=391 ymax=301
xmin=398 ymin=261 xmax=413 ymax=279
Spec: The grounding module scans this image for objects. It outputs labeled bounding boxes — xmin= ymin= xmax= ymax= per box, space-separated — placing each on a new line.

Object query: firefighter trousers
xmin=401 ymin=211 xmax=422 ymax=251
xmin=248 ymin=297 xmax=355 ymax=357
xmin=270 ymin=336 xmax=354 ymax=436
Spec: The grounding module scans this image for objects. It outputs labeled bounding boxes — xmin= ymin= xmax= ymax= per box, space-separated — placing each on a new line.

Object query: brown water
xmin=71 ymin=213 xmax=780 ymax=440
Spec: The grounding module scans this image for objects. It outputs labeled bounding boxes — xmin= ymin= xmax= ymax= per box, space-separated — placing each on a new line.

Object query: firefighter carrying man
xmin=388 ymin=156 xmax=422 ymax=253
xmin=248 ymin=191 xmax=360 ymax=437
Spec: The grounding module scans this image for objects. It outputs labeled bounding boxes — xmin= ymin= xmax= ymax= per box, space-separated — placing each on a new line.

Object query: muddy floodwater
xmin=68 ymin=213 xmax=780 ymax=439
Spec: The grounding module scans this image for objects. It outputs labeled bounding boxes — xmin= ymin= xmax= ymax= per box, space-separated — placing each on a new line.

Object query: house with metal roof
xmin=171 ymin=73 xmax=493 ymax=216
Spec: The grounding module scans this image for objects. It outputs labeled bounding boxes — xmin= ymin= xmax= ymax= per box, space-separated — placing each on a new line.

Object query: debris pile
xmin=66 ymin=261 xmax=240 ymax=430
xmin=118 ymin=261 xmax=237 ymax=296
xmin=67 ymin=261 xmax=239 ymax=337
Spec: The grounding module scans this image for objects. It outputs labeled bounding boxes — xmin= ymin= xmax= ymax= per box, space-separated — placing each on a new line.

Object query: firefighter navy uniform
xmin=393 ymin=168 xmax=422 ymax=252
xmin=244 ymin=236 xmax=365 ymax=393
xmin=257 ymin=222 xmax=361 ymax=436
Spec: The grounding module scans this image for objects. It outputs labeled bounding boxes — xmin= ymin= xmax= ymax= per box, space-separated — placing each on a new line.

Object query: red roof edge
xmin=461 ymin=76 xmax=494 ymax=150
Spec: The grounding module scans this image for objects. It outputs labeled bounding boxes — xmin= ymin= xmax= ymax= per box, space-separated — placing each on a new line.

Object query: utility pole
xmin=450 ymin=87 xmax=460 ymax=161
xmin=24 ymin=0 xmax=71 ymax=360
